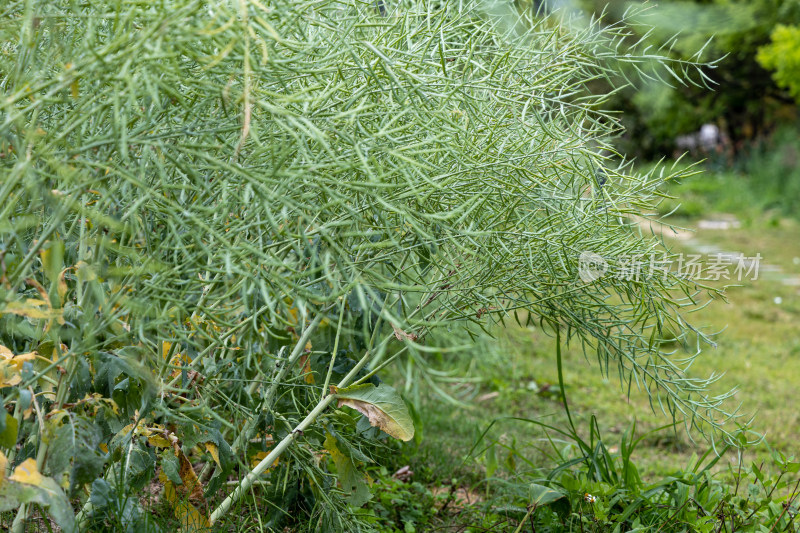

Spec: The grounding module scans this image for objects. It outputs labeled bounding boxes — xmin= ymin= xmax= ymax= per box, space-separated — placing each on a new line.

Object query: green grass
xmin=657 ymin=169 xmax=761 ymax=221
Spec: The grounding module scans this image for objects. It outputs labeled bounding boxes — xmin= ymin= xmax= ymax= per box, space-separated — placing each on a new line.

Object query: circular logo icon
xmin=578 ymin=251 xmax=608 ymax=283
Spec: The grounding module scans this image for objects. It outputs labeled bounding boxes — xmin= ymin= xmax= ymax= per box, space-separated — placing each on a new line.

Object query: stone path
xmin=662 ymin=217 xmax=800 ymax=292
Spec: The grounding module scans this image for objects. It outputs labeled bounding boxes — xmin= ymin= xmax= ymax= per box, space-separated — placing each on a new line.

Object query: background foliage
xmin=571 ymin=0 xmax=800 ymax=157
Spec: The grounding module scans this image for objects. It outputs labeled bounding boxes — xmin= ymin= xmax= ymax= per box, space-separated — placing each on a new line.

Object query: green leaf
xmin=333 ymin=383 xmax=415 ymax=441
xmin=323 ymin=433 xmax=372 ymax=507
xmin=529 ymin=483 xmax=566 ymax=506
xmin=89 ymin=478 xmax=113 ymax=509
xmin=161 ymin=450 xmax=183 ymax=486
xmin=0 ymin=414 xmax=18 ymax=449
xmin=529 ymin=483 xmax=571 ymax=521
xmin=45 ymin=416 xmax=105 ymax=496
xmin=785 ymin=462 xmax=800 ymax=474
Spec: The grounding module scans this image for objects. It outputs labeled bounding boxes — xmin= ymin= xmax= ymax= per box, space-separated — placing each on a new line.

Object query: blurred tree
xmin=758 ymin=24 xmax=800 ymax=102
xmin=574 ymin=0 xmax=800 ymax=158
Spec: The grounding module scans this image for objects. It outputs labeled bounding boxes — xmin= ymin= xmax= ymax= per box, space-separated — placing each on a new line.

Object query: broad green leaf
xmin=89 ymin=478 xmax=150 ymax=532
xmin=44 ymin=416 xmax=105 ymax=496
xmin=323 ymin=433 xmax=372 ymax=507
xmin=529 ymin=483 xmax=566 ymax=506
xmin=89 ymin=478 xmax=113 ymax=509
xmin=162 ymin=450 xmax=183 ymax=486
xmin=530 ymin=483 xmax=571 ymax=521
xmin=333 ymin=383 xmax=415 ymax=441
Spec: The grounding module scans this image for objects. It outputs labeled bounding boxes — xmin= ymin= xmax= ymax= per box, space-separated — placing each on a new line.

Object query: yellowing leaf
xmin=118 ymin=423 xmax=136 ymax=437
xmin=75 ymin=260 xmax=96 ymax=283
xmin=1 ymin=299 xmax=52 ymax=319
xmin=249 ymin=451 xmax=278 ymax=470
xmin=10 ymin=458 xmax=45 ymax=486
xmin=0 ymin=450 xmax=7 ymax=486
xmin=0 ymin=345 xmax=36 ymax=387
xmin=57 ymin=268 xmax=69 ymax=303
xmin=158 ymin=439 xmax=209 ymax=531
xmin=160 ymin=469 xmax=211 ymax=532
xmin=204 ymin=443 xmax=220 ymax=468
xmin=333 ymin=383 xmax=415 ymax=442
xmin=147 ymin=434 xmax=173 ymax=448
xmin=137 ymin=425 xmax=175 ymax=448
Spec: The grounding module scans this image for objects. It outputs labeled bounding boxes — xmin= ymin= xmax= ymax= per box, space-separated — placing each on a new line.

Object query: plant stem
xmin=234 ymin=314 xmax=324 ymax=451
xmin=209 ymin=394 xmax=336 ymax=525
xmin=208 ymin=338 xmax=383 ymax=525
xmin=513 ymin=504 xmax=536 ymax=533
xmin=320 ymin=298 xmax=346 ymax=402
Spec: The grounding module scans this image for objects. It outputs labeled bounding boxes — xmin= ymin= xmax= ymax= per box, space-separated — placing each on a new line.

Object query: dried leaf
xmin=334 ymin=383 xmax=415 ymax=441
xmin=158 ymin=442 xmax=209 ymax=532
xmin=391 ymin=324 xmax=418 ymax=342
xmin=299 ymin=354 xmax=315 ymax=384
xmin=25 ymin=278 xmax=49 ymax=301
